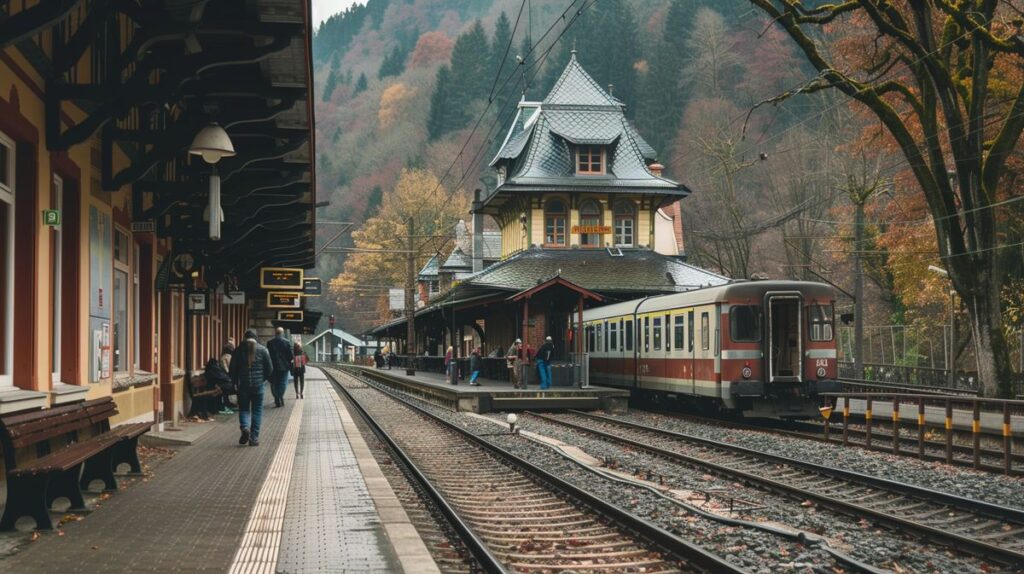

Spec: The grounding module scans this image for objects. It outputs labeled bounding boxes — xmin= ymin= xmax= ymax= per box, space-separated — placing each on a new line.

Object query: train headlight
xmin=817 ymin=367 xmax=827 ymax=378
xmin=741 ymin=366 xmax=752 ymax=379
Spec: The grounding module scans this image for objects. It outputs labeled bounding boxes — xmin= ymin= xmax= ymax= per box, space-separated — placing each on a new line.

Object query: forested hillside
xmin=311 ymin=0 xmax=1024 ymax=386
xmin=312 ymin=0 xmax=830 ymax=305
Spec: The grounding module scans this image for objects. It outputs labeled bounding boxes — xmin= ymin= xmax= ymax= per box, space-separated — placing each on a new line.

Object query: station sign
xmin=302 ymin=277 xmax=322 ymax=296
xmin=260 ymin=267 xmax=304 ymax=290
xmin=223 ymin=291 xmax=246 ymax=305
xmin=187 ymin=290 xmax=210 ymax=315
xmin=571 ymin=225 xmax=611 ymax=235
xmin=42 ymin=209 xmax=61 ymax=226
xmin=277 ymin=310 xmax=304 ymax=322
xmin=267 ymin=291 xmax=301 ymax=308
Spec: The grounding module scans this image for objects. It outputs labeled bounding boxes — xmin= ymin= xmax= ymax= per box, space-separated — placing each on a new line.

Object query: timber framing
xmin=2 ymin=0 xmax=317 ymax=280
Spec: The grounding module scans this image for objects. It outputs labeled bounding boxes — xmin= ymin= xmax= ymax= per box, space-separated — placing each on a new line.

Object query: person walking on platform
xmin=536 ymin=336 xmax=555 ymax=390
xmin=506 ymin=339 xmax=524 ymax=389
xmin=469 ymin=347 xmax=482 ymax=386
xmin=292 ymin=342 xmax=308 ymax=399
xmin=267 ymin=327 xmax=294 ymax=407
xmin=373 ymin=348 xmax=384 ymax=368
xmin=444 ymin=346 xmax=456 ymax=385
xmin=230 ymin=330 xmax=273 ymax=447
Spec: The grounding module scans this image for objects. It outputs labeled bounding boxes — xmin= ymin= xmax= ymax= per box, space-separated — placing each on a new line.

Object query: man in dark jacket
xmin=266 ymin=327 xmax=294 ymax=407
xmin=536 ymin=336 xmax=555 ymax=390
xmin=230 ymin=330 xmax=273 ymax=446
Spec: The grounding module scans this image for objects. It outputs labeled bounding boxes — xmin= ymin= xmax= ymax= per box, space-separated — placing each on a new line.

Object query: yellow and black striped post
xmin=892 ymin=399 xmax=900 ymax=455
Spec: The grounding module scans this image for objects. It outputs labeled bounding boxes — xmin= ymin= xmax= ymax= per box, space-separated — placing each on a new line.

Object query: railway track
xmin=529 ymin=410 xmax=1024 ymax=568
xmin=321 ymin=367 xmax=743 ymax=573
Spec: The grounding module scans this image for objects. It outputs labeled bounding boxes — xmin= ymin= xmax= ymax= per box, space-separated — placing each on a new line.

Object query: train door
xmin=687 ymin=310 xmax=695 ymax=395
xmin=766 ymin=293 xmax=803 ymax=382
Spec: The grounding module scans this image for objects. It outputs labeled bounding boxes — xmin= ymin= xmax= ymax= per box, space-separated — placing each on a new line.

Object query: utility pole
xmin=853 ymin=199 xmax=864 ymax=380
xmin=405 ymin=217 xmax=416 ymax=376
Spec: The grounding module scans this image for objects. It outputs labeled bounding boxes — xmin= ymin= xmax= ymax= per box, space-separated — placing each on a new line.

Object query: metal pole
xmin=949 ymin=290 xmax=956 ymax=387
xmin=406 ymin=217 xmax=416 ymax=376
xmin=853 ymin=200 xmax=865 ymax=379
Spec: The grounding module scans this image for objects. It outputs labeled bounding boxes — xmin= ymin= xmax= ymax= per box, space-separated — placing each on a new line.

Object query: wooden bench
xmin=0 ymin=397 xmax=150 ymax=530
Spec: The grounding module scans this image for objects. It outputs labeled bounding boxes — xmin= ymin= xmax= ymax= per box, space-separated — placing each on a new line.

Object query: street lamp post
xmin=929 ymin=265 xmax=956 ymax=386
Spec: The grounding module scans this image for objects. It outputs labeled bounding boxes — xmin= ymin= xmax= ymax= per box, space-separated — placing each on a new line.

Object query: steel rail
xmin=330 ymin=365 xmax=746 ymax=574
xmin=543 ymin=410 xmax=1024 ymax=567
xmin=325 ymin=370 xmax=507 ymax=574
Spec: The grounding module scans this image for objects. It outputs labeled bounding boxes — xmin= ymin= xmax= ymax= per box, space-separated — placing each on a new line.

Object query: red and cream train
xmin=580 ymin=281 xmax=841 ymax=418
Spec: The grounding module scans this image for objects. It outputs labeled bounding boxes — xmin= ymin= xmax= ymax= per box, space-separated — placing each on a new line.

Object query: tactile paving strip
xmin=274 ymin=374 xmax=399 ymax=573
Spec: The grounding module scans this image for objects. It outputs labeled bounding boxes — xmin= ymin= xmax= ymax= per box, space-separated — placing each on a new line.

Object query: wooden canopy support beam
xmin=0 ymin=0 xmax=83 ymax=47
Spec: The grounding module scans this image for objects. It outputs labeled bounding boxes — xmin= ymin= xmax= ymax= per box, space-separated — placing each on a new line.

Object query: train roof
xmin=582 ymin=280 xmax=835 ymax=320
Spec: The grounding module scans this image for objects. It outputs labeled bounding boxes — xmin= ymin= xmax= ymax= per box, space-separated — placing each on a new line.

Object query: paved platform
xmin=0 ymin=368 xmax=434 ymax=573
xmin=349 ymin=365 xmax=630 ymax=413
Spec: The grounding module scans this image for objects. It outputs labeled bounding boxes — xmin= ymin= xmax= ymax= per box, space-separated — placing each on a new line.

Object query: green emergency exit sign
xmin=42 ymin=209 xmax=61 ymax=226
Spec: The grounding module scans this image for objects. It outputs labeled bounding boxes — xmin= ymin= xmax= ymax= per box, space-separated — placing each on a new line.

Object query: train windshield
xmin=808 ymin=304 xmax=834 ymax=341
xmin=730 ymin=305 xmax=762 ymax=342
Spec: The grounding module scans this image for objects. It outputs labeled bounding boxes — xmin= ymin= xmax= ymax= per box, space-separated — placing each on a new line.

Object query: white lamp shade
xmin=189 ymin=123 xmax=236 ymax=164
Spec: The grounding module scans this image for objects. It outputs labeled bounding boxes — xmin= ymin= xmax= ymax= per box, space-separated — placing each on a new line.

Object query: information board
xmin=267 ymin=292 xmax=301 ymax=308
xmin=277 ymin=310 xmax=304 ymax=321
xmin=260 ymin=267 xmax=304 ymax=290
xmin=302 ymin=278 xmax=322 ymax=296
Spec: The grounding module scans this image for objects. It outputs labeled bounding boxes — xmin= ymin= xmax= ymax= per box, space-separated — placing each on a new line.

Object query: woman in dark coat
xmin=292 ymin=342 xmax=307 ymax=399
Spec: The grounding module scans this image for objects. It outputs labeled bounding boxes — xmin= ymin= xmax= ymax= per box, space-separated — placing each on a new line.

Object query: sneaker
xmin=249 ymin=438 xmax=260 ymax=446
xmin=220 ymin=408 xmax=234 ymax=415
xmin=239 ymin=428 xmax=250 ymax=445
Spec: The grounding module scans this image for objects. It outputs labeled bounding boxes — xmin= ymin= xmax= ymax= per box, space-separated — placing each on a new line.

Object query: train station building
xmin=370 ymin=53 xmax=728 ymax=366
xmin=0 ymin=1 xmax=317 ymax=424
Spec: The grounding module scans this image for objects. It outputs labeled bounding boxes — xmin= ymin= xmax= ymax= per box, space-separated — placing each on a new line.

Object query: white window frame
xmin=112 ymin=227 xmax=131 ymax=373
xmin=133 ymin=245 xmax=140 ymax=370
xmin=0 ymin=131 xmax=14 ymax=387
xmin=51 ymin=175 xmax=63 ymax=383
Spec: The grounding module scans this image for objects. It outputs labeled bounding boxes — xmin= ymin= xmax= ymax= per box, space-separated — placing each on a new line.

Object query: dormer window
xmin=577 ymin=146 xmax=605 ymax=175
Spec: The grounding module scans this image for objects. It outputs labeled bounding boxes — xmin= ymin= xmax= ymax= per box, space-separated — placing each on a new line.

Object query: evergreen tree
xmin=449 ymin=20 xmax=491 ymax=105
xmin=363 ymin=185 xmax=384 ymax=219
xmin=354 ymin=72 xmax=368 ymax=95
xmin=636 ymin=0 xmax=698 ymax=159
xmin=378 ymin=45 xmax=407 ymax=79
xmin=427 ymin=65 xmax=456 ymax=140
xmin=490 ymin=12 xmax=514 ymax=112
xmin=323 ymin=68 xmax=340 ymax=102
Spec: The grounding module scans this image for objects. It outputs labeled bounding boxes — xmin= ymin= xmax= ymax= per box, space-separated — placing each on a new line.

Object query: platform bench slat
xmin=0 ymin=396 xmax=150 ymax=531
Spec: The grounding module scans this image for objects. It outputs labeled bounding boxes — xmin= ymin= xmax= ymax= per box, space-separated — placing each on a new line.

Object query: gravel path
xmin=615 ymin=411 xmax=1024 ymax=510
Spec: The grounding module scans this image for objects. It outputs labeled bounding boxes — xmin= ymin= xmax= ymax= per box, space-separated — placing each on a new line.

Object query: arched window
xmin=544 ymin=199 xmax=567 ymax=246
xmin=613 ymin=200 xmax=635 ymax=247
xmin=578 ymin=200 xmax=602 ymax=247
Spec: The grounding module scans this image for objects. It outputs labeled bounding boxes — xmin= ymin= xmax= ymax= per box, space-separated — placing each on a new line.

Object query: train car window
xmin=609 ymin=321 xmax=618 ymax=350
xmin=604 ymin=321 xmax=609 ymax=352
xmin=808 ymin=304 xmax=835 ymax=341
xmin=625 ymin=320 xmax=633 ymax=351
xmin=729 ymin=305 xmax=762 ymax=342
xmin=644 ymin=317 xmax=650 ymax=352
xmin=701 ymin=313 xmax=710 ymax=351
xmin=688 ymin=312 xmax=694 ymax=352
xmin=674 ymin=315 xmax=684 ymax=350
xmin=652 ymin=317 xmax=662 ymax=350
xmin=586 ymin=325 xmax=594 ymax=353
xmin=664 ymin=314 xmax=671 ymax=352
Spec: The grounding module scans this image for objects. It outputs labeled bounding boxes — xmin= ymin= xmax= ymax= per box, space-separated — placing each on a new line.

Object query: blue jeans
xmin=537 ymin=360 xmax=552 ymax=389
xmin=270 ymin=370 xmax=289 ymax=402
xmin=470 ymin=370 xmax=480 ymax=384
xmin=238 ymin=386 xmax=265 ymax=440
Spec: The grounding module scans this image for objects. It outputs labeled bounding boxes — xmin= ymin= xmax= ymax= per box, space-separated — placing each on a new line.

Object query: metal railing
xmin=822 ymin=392 xmax=1024 ymax=475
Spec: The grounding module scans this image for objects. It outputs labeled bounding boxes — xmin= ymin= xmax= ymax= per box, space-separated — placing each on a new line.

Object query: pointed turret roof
xmin=485 ymin=53 xmax=687 ymax=211
xmin=543 ymin=52 xmax=624 ymax=109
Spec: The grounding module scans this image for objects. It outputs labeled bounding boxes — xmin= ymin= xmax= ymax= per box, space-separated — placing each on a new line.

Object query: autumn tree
xmin=329 ymin=169 xmax=470 ymax=329
xmin=750 ymin=1 xmax=1024 ymax=396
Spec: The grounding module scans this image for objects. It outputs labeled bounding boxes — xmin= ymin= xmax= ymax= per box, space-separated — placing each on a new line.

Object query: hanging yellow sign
xmin=571 ymin=225 xmax=611 ymax=235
